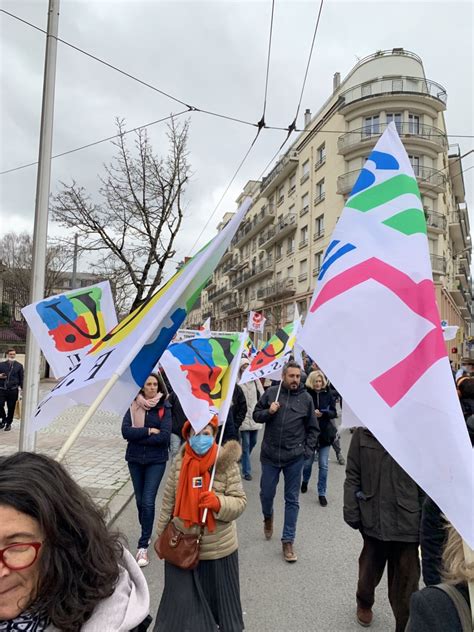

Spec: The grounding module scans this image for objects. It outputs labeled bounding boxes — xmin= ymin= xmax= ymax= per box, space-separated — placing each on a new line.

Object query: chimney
xmin=304 ymin=108 xmax=311 ymax=128
xmin=333 ymin=72 xmax=341 ymax=92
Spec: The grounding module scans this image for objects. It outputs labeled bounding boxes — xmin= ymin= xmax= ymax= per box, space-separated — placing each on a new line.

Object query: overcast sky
xmin=1 ymin=0 xmax=473 ymax=272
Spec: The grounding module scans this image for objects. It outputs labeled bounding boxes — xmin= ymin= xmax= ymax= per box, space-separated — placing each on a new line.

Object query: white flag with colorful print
xmin=299 ymin=123 xmax=473 ymax=547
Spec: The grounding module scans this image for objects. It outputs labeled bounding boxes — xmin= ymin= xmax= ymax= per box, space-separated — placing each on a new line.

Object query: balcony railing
xmin=208 ymin=286 xmax=232 ymax=301
xmin=430 ymin=254 xmax=446 ymax=275
xmin=425 ymin=210 xmax=446 ymax=232
xmin=261 ymin=150 xmax=298 ymax=194
xmin=338 ymin=122 xmax=448 ymax=153
xmin=300 ymin=204 xmax=309 ymax=217
xmin=231 ymin=204 xmax=275 ymax=247
xmin=337 ymin=166 xmax=446 ymax=195
xmin=314 ymin=192 xmax=325 ymax=206
xmin=233 ymin=258 xmax=274 ymax=288
xmin=258 ymin=213 xmax=297 ymax=249
xmin=299 ymin=238 xmax=308 ymax=249
xmin=298 ymin=272 xmax=308 ymax=282
xmin=314 ymin=156 xmax=326 ymax=171
xmin=257 ymin=278 xmax=296 ymax=300
xmin=340 ymin=75 xmax=447 ymax=109
xmin=221 ymin=301 xmax=239 ymax=312
xmin=313 ymin=230 xmax=324 ymax=241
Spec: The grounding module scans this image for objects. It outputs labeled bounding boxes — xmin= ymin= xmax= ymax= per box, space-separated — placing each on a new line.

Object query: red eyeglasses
xmin=0 ymin=542 xmax=42 ymax=570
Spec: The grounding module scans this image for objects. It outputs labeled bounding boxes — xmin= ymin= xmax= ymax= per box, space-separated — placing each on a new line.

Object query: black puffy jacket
xmin=253 ymin=384 xmax=319 ymax=467
xmin=306 ymin=387 xmax=337 ymax=447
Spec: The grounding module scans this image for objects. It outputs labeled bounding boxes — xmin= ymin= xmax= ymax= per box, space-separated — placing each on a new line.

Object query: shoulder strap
xmin=434 ymin=584 xmax=472 ymax=632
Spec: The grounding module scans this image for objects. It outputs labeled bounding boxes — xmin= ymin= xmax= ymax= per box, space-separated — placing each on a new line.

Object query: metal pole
xmin=20 ymin=0 xmax=60 ymax=452
xmin=71 ymin=233 xmax=78 ymax=289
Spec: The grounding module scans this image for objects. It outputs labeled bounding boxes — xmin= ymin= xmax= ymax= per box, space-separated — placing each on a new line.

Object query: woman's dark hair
xmin=459 ymin=377 xmax=474 ymax=399
xmin=0 ymin=452 xmax=123 ymax=630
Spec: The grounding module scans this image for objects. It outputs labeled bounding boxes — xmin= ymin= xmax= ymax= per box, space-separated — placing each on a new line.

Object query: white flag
xmin=247 ymin=310 xmax=266 ymax=332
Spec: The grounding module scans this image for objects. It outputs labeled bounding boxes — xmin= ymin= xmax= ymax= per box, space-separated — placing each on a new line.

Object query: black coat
xmin=0 ymin=360 xmax=23 ymax=390
xmin=122 ymin=401 xmax=172 ymax=464
xmin=306 ymin=387 xmax=337 ymax=447
xmin=344 ymin=429 xmax=423 ymax=542
xmin=406 ymin=584 xmax=470 ymax=632
xmin=168 ymin=391 xmax=187 ymax=439
xmin=420 ymin=497 xmax=447 ymax=586
xmin=253 ymin=384 xmax=319 ymax=467
xmin=231 ymin=385 xmax=247 ymax=430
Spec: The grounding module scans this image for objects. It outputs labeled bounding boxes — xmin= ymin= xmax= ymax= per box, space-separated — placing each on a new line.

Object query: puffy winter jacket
xmin=122 ymin=401 xmax=172 ymax=465
xmin=156 ymin=440 xmax=246 ymax=560
xmin=344 ymin=428 xmax=424 ymax=542
xmin=306 ymin=386 xmax=337 ymax=447
xmin=253 ymin=384 xmax=319 ymax=467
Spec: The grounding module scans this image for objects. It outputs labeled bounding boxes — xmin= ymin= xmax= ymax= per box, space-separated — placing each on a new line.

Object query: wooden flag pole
xmin=462 ymin=540 xmax=474 ymax=627
xmin=56 ymin=373 xmax=121 ymax=463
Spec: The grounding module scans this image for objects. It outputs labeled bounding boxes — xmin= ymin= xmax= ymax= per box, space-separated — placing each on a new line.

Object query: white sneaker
xmin=136 ymin=548 xmax=149 ymax=567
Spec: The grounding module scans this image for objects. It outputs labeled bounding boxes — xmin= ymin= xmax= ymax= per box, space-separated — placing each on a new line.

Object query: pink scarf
xmin=130 ymin=392 xmax=162 ymax=427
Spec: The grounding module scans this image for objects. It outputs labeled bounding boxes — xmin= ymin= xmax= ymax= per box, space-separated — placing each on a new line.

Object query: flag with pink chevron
xmin=299 ymin=123 xmax=473 ymax=547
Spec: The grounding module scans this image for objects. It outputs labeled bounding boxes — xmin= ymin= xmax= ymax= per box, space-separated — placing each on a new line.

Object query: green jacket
xmin=344 ymin=428 xmax=423 ymax=542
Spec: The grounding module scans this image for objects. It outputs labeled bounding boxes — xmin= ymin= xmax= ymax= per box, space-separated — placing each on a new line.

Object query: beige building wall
xmin=186 ymin=49 xmax=472 ymax=365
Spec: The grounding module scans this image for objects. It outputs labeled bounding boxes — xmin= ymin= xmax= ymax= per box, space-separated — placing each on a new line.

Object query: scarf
xmin=0 ymin=611 xmax=49 ymax=631
xmin=130 ymin=392 xmax=162 ymax=427
xmin=174 ymin=439 xmax=218 ymax=532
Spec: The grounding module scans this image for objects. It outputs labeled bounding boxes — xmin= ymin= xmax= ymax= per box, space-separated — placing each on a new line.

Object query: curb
xmin=106 ymin=479 xmax=134 ymax=526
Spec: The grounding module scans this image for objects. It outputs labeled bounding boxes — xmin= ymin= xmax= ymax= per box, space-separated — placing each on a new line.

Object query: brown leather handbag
xmin=155 ymin=516 xmax=204 ymax=570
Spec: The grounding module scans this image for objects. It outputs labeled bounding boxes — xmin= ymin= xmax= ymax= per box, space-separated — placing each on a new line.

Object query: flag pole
xmin=56 ymin=373 xmax=120 ymax=462
xmin=462 ymin=541 xmax=474 ymax=627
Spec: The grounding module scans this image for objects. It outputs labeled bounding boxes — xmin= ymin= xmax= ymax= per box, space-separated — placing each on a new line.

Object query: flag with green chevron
xmin=299 ymin=123 xmax=473 ymax=547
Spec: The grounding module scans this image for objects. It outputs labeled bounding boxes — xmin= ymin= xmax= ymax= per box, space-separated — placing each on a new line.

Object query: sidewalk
xmin=0 ymin=380 xmax=133 ymax=523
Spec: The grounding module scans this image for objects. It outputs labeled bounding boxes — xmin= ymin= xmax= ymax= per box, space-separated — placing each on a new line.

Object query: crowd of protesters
xmin=0 ymin=352 xmax=473 ymax=631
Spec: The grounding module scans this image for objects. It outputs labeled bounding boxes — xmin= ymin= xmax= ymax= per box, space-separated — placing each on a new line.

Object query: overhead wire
xmin=258 ymin=0 xmax=276 ymax=129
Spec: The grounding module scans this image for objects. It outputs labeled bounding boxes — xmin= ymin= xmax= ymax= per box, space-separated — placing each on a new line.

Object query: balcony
xmin=337 ymin=166 xmax=446 ymax=196
xmin=300 ymin=204 xmax=309 ymax=217
xmin=455 ymin=260 xmax=471 ymax=292
xmin=202 ymin=310 xmax=213 ymax=319
xmin=258 ymin=213 xmax=297 ymax=249
xmin=430 ymin=254 xmax=446 ymax=276
xmin=299 ymin=238 xmax=308 ymax=249
xmin=221 ymin=257 xmax=238 ymax=274
xmin=339 ymin=75 xmax=447 ymax=114
xmin=314 ymin=192 xmax=325 ymax=206
xmin=314 ymin=156 xmax=326 ymax=172
xmin=425 ymin=210 xmax=446 ymax=234
xmin=208 ymin=286 xmax=233 ymax=302
xmin=338 ymin=122 xmax=448 ymax=156
xmin=221 ymin=300 xmax=239 ymax=313
xmin=261 ymin=151 xmax=299 ymax=197
xmin=231 ymin=204 xmax=275 ymax=248
xmin=233 ymin=258 xmax=274 ymax=289
xmin=313 ymin=230 xmax=325 ymax=241
xmin=298 ymin=272 xmax=308 ymax=282
xmin=257 ymin=278 xmax=296 ymax=301
xmin=449 ymin=205 xmax=470 ymax=251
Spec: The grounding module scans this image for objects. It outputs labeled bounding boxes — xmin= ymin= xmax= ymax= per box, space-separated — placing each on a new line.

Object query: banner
xmin=247 ymin=310 xmax=266 ymax=332
xmin=239 ymin=316 xmax=301 ymax=384
xmin=22 ymin=282 xmax=117 ymax=378
xmin=298 ymin=123 xmax=473 ymax=547
xmin=29 ymin=198 xmax=252 ymax=432
xmin=160 ymin=332 xmax=246 ymax=433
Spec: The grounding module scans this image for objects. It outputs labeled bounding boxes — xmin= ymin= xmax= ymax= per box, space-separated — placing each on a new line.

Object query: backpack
xmin=434 ymin=584 xmax=472 ymax=632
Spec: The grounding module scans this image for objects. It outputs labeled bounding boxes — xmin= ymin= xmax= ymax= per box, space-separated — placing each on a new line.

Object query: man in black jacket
xmin=0 ymin=349 xmax=24 ymax=431
xmin=253 ymin=361 xmax=319 ymax=563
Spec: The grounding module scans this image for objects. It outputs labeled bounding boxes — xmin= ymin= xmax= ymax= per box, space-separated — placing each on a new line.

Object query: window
xmin=297 ymin=300 xmax=307 ymax=318
xmin=386 ymin=112 xmax=402 ymax=133
xmin=276 ymin=271 xmax=282 ymax=281
xmin=363 ymin=115 xmax=380 ymax=137
xmin=300 ymin=225 xmax=308 ymax=247
xmin=314 ymin=251 xmax=323 ymax=275
xmin=301 ymin=160 xmax=310 ymax=183
xmin=315 ymin=214 xmax=324 ymax=238
xmin=287 ymin=265 xmax=294 ymax=278
xmin=316 ymin=143 xmax=326 ymax=167
xmin=289 ymin=173 xmax=296 ymax=194
xmin=277 ymin=185 xmax=284 ymax=205
xmin=299 ymin=259 xmax=308 ymax=281
xmin=287 ymin=236 xmax=295 ymax=254
xmin=288 ymin=204 xmax=295 ymax=217
xmin=408 ymin=113 xmax=420 ymax=134
xmin=276 ymin=243 xmax=283 ymax=260
xmin=301 ymin=192 xmax=309 ymax=216
xmin=408 ymin=154 xmax=420 ymax=176
xmin=315 ymin=178 xmax=325 ymax=204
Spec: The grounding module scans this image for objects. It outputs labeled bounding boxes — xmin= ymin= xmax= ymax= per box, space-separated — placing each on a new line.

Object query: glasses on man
xmin=0 ymin=542 xmax=42 ymax=570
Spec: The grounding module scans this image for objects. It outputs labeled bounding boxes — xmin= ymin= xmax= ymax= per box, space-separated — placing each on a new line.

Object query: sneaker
xmin=318 ymin=495 xmax=328 ymax=507
xmin=300 ymin=481 xmax=308 ymax=494
xmin=136 ymin=548 xmax=149 ymax=567
xmin=356 ymin=606 xmax=373 ymax=627
xmin=263 ymin=516 xmax=273 ymax=540
xmin=282 ymin=542 xmax=297 ymax=563
xmin=243 ymin=474 xmax=252 ymax=481
xmin=337 ymin=453 xmax=346 ymax=466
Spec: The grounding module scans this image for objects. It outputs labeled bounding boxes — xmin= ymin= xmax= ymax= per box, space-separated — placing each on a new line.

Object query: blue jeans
xmin=241 ymin=430 xmax=258 ymax=476
xmin=260 ymin=456 xmax=304 ymax=543
xmin=128 ymin=461 xmax=167 ymax=549
xmin=302 ymin=445 xmax=330 ymax=496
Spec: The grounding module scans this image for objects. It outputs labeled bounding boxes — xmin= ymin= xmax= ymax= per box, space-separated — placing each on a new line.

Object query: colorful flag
xmin=298 ymin=123 xmax=473 ymax=547
xmin=198 ymin=317 xmax=211 ymax=337
xmin=160 ymin=332 xmax=246 ymax=433
xmin=243 ymin=336 xmax=257 ymax=359
xmin=247 ymin=310 xmax=266 ymax=332
xmin=21 ymin=282 xmax=117 ymax=378
xmin=29 ymin=198 xmax=252 ymax=432
xmin=239 ymin=316 xmax=301 ymax=384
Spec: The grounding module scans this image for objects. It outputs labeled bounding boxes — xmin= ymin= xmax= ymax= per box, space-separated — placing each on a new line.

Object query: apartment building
xmin=187 ymin=49 xmax=472 ymax=363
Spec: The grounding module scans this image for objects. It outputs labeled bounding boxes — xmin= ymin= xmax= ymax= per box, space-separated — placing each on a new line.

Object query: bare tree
xmin=52 ymin=117 xmax=191 ymax=312
xmin=0 ymin=231 xmax=72 ymax=309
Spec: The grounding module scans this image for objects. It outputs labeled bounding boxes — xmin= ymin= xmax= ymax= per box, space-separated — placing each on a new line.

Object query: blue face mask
xmin=189 ymin=434 xmax=214 ymax=455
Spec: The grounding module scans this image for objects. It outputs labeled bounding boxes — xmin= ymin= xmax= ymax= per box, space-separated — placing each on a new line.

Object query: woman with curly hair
xmin=0 ymin=452 xmax=150 ymax=631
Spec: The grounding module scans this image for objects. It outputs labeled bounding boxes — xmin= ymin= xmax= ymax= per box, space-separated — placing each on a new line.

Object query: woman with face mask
xmin=154 ymin=416 xmax=247 ymax=632
xmin=122 ymin=373 xmax=171 ymax=568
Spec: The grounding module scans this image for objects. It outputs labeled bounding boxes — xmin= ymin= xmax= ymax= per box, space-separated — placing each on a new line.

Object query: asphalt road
xmin=114 ymin=427 xmax=396 ymax=632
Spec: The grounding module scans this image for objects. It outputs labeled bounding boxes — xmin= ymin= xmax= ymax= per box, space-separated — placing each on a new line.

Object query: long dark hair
xmin=0 ymin=452 xmax=123 ymax=630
